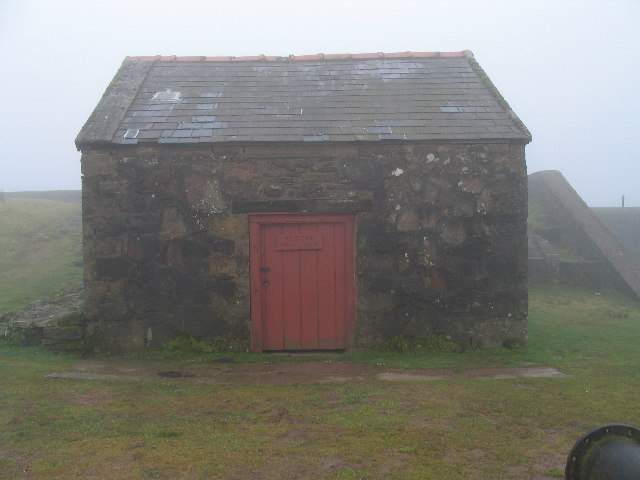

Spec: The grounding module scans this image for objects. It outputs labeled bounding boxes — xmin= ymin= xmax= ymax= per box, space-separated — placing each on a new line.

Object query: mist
xmin=1 ymin=0 xmax=638 ymax=206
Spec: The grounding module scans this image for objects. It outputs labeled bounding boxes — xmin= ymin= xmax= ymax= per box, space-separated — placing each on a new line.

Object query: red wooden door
xmin=249 ymin=214 xmax=355 ymax=352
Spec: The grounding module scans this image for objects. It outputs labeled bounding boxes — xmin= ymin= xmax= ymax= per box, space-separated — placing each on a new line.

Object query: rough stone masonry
xmin=81 ymin=142 xmax=527 ymax=350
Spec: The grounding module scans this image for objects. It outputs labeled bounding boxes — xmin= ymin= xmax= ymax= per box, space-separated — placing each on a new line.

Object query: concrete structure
xmin=76 ymin=51 xmax=531 ymax=351
xmin=592 ymin=207 xmax=640 ymax=262
xmin=528 ymin=170 xmax=640 ymax=298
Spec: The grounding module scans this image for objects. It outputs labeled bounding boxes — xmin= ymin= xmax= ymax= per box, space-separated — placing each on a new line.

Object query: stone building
xmin=76 ymin=51 xmax=531 ymax=352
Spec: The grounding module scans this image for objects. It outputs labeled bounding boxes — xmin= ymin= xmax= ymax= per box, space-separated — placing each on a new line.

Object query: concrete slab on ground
xmin=45 ymin=359 xmax=567 ymax=384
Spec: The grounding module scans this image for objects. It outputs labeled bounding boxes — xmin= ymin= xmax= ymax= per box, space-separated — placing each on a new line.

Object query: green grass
xmin=1 ymin=284 xmax=639 ymax=479
xmin=2 ymin=196 xmax=637 ymax=477
xmin=0 ymin=198 xmax=82 ymax=314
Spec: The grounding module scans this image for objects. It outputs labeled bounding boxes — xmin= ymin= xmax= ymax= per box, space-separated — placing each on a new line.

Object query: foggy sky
xmin=1 ymin=0 xmax=638 ymax=206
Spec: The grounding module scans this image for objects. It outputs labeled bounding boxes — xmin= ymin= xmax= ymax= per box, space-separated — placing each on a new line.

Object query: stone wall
xmin=81 ymin=142 xmax=527 ymax=350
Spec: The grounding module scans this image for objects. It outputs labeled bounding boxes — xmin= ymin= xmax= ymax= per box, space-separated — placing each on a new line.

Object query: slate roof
xmin=76 ymin=51 xmax=531 ymax=148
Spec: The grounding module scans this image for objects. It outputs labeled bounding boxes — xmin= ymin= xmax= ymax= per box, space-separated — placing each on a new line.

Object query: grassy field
xmin=0 ymin=198 xmax=83 ymax=315
xmin=1 ymin=285 xmax=639 ymax=479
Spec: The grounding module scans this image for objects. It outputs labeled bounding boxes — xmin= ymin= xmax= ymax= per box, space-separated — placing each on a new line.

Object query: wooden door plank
xmin=299 ymin=222 xmax=319 ymax=349
xmin=263 ymin=224 xmax=285 ymax=350
xmin=282 ymin=225 xmax=302 ymax=349
xmin=317 ymin=222 xmax=338 ymax=349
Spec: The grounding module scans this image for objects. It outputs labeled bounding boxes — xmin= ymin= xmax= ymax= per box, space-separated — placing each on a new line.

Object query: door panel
xmin=249 ymin=214 xmax=354 ymax=352
xmin=262 ymin=223 xmax=285 ymax=350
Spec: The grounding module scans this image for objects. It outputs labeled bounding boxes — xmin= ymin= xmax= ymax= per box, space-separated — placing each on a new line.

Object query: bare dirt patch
xmin=48 ymin=358 xmax=566 ymax=384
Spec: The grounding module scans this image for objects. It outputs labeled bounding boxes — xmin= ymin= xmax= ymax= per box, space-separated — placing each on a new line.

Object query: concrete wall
xmin=529 ymin=171 xmax=640 ymax=298
xmin=81 ymin=142 xmax=528 ymax=350
xmin=592 ymin=207 xmax=640 ymax=261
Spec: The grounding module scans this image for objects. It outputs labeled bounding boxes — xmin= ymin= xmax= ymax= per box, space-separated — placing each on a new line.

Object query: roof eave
xmin=94 ymin=135 xmax=532 ymax=150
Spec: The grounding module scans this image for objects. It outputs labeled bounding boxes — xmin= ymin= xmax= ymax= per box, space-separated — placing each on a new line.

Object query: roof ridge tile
xmin=126 ymin=51 xmax=468 ymax=63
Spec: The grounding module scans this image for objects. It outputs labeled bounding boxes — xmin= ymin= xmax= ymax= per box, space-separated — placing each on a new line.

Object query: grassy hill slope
xmin=0 ymin=198 xmax=82 ymax=315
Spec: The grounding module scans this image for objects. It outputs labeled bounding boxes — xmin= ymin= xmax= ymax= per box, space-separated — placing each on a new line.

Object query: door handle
xmin=262 ymin=278 xmax=271 ymax=287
